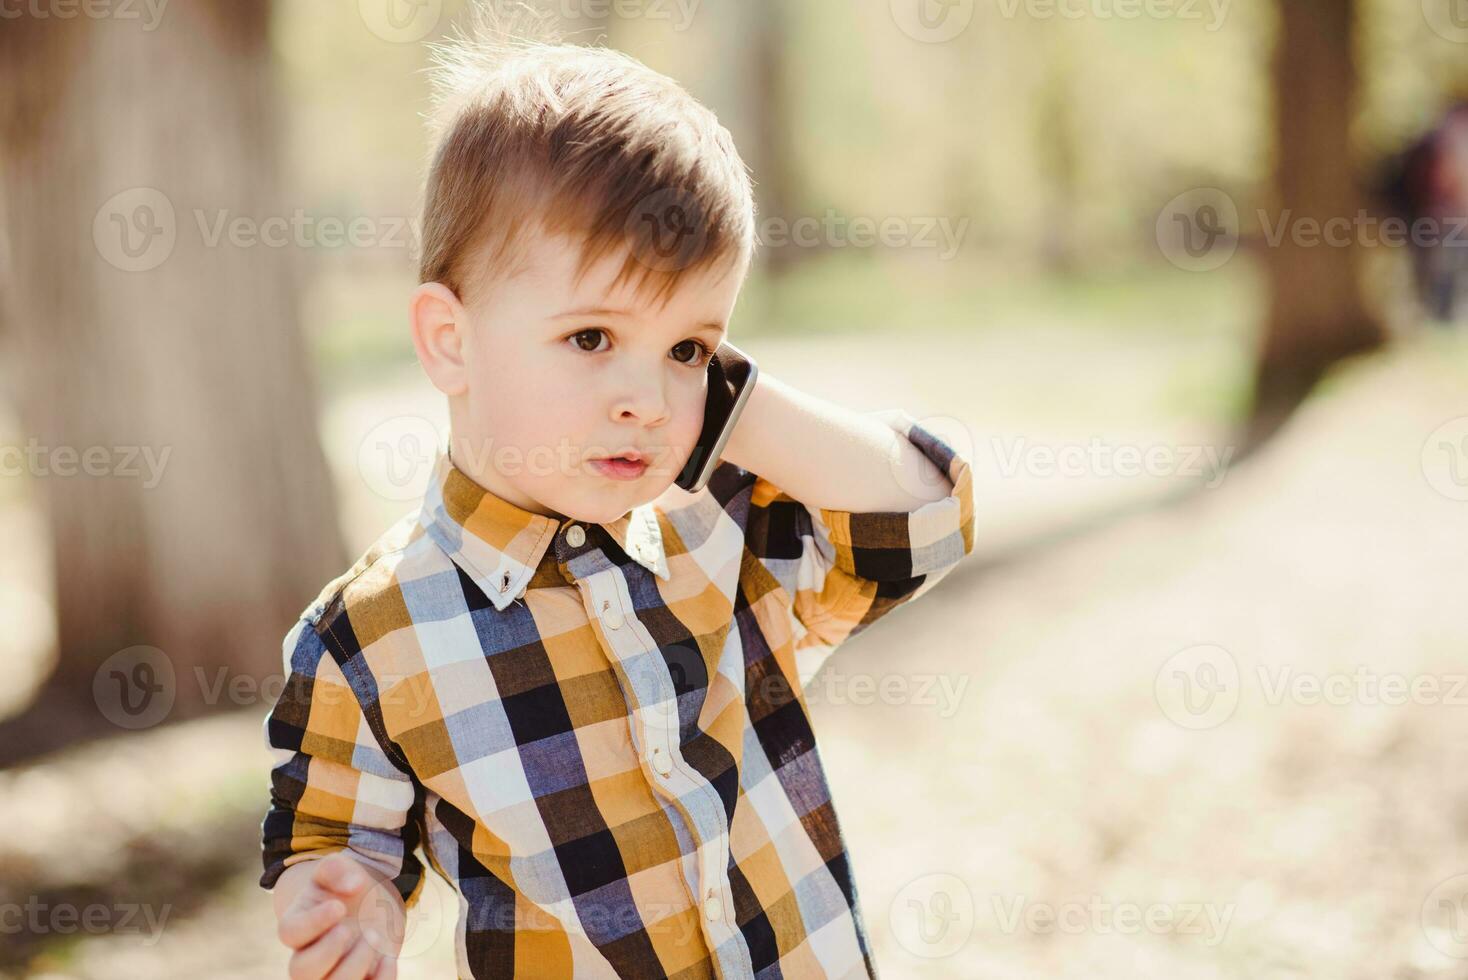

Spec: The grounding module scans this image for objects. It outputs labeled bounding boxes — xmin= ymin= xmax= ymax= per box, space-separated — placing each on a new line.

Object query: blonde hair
xmin=415 ymin=2 xmax=757 ymax=310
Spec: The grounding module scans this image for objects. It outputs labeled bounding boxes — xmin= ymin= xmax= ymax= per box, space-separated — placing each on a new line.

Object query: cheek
xmin=465 ymin=345 xmax=568 ymax=431
xmin=467 ymin=379 xmax=520 ymax=439
xmin=671 ymin=384 xmax=707 ymax=443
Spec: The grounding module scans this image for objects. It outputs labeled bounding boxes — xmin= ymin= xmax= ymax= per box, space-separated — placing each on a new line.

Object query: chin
xmin=582 ymin=482 xmax=671 ymax=522
xmin=556 ymin=492 xmax=631 ymax=525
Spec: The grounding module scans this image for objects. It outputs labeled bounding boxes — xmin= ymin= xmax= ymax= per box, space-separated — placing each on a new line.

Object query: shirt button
xmin=650 ymin=746 xmax=672 ymax=776
xmin=566 ymin=524 xmax=586 ymax=547
xmin=703 ymin=891 xmax=721 ymax=921
xmin=603 ymin=603 xmax=624 ymax=630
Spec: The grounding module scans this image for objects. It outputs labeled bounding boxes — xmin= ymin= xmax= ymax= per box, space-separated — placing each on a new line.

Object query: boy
xmin=259 ymin=11 xmax=974 ymax=980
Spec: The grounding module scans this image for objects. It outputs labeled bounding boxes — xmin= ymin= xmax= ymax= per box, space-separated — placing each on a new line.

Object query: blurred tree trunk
xmin=697 ymin=0 xmax=795 ymax=277
xmin=1036 ymin=42 xmax=1083 ymax=276
xmin=748 ymin=0 xmax=797 ymax=277
xmin=0 ymin=1 xmax=345 ymax=765
xmin=1248 ymin=0 xmax=1383 ymax=447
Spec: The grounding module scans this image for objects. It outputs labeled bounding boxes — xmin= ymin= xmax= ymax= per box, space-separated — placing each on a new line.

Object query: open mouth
xmin=588 ymin=453 xmax=649 ymax=481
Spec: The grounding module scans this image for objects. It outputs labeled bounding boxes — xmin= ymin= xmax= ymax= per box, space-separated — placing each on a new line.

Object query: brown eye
xmin=572 ymin=329 xmax=606 ymax=352
xmin=671 ymin=340 xmax=707 ymax=365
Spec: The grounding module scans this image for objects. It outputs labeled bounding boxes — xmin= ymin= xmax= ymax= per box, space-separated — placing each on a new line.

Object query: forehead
xmin=505 ymin=224 xmax=748 ymax=317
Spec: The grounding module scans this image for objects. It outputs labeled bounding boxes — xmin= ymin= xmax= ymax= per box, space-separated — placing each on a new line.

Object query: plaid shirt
xmin=259 ymin=408 xmax=974 ymax=979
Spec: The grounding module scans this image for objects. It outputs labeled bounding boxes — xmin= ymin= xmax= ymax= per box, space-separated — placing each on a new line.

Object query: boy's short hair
xmin=416 ymin=3 xmax=757 ymax=310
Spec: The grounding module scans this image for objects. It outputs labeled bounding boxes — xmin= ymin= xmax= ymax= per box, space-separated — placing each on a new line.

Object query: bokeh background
xmin=3 ymin=0 xmax=1468 ymax=976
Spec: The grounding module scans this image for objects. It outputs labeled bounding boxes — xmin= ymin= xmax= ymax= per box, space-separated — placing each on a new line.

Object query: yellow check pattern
xmin=260 ymin=409 xmax=974 ymax=978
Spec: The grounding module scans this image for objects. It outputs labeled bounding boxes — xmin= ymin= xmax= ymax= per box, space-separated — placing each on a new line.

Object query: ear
xmin=409 ymin=282 xmax=471 ymax=397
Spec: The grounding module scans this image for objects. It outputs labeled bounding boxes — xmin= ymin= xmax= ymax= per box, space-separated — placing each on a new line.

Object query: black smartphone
xmin=674 ymin=340 xmax=759 ymax=493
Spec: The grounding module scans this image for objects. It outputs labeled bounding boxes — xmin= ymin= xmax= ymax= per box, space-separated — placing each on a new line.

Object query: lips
xmin=589 ymin=450 xmax=651 ymax=481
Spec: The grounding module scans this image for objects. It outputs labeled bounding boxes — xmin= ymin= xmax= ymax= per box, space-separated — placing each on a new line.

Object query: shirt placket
xmin=555 ymin=519 xmax=754 ymax=979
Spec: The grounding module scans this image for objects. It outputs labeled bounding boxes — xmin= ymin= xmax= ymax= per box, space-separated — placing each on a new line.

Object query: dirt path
xmin=815 ymin=331 xmax=1468 ymax=978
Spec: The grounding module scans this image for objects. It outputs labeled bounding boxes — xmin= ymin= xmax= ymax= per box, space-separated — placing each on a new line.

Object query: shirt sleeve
xmin=259 ymin=613 xmax=428 ymax=910
xmin=739 ymin=408 xmax=975 ymax=684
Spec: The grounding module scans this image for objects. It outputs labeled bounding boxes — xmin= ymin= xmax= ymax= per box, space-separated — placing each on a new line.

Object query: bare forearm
xmin=720 ymin=372 xmax=951 ymax=512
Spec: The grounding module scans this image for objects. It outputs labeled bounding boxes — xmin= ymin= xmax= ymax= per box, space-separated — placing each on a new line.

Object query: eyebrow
xmin=551 ymin=305 xmax=725 ymax=335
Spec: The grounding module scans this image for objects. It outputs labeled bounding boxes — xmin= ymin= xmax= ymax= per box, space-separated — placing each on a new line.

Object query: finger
xmin=370 ymin=954 xmax=399 ymax=980
xmin=289 ymin=922 xmax=355 ymax=980
xmin=313 ymin=854 xmax=371 ymax=898
xmin=279 ymin=897 xmax=347 ymax=949
xmin=324 ymin=933 xmax=382 ymax=980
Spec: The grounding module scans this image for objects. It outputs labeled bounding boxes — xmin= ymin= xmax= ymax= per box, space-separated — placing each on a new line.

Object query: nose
xmin=609 ymin=362 xmax=671 ymax=428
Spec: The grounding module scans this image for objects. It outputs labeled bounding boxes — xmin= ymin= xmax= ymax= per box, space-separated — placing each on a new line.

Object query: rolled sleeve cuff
xmin=260 ymin=833 xmax=428 ymax=910
xmin=812 ymin=408 xmax=975 ymax=582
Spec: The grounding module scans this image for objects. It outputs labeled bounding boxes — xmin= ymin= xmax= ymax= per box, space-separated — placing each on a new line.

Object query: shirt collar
xmin=417 ymin=448 xmax=670 ymax=611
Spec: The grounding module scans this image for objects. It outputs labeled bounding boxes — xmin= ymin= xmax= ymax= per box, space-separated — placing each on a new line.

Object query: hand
xmin=275 ymin=850 xmax=406 ymax=980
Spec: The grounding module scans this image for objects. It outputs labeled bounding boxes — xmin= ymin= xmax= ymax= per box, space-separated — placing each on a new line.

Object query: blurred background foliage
xmin=276 ymin=0 xmax=1464 ymax=403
